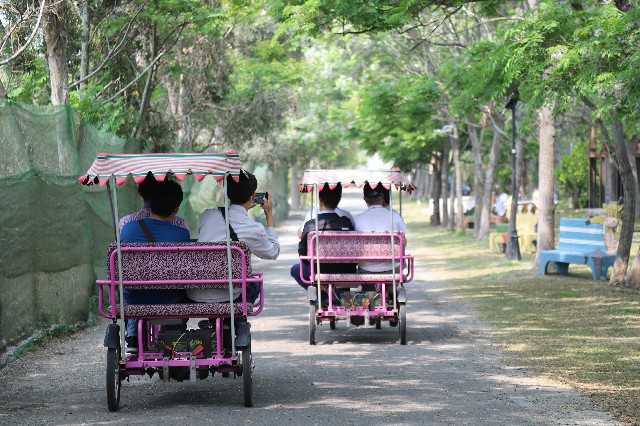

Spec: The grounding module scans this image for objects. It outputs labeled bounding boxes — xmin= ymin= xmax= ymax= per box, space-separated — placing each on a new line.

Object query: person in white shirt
xmin=188 ymin=171 xmax=280 ymax=304
xmin=354 ymin=183 xmax=408 ymax=273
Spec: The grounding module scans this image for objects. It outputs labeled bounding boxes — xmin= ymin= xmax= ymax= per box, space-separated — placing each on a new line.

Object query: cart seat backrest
xmin=306 ymin=231 xmax=406 ymax=263
xmin=106 ymin=241 xmax=252 ymax=282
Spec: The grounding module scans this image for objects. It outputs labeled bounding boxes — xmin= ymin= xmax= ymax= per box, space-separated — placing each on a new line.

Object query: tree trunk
xmin=607 ymin=120 xmax=636 ymax=287
xmin=582 ymin=96 xmax=636 ymax=285
xmin=431 ymin=157 xmax=442 ymax=225
xmin=533 ymin=106 xmax=555 ymax=271
xmin=43 ymin=0 xmax=70 ymax=105
xmin=468 ymin=114 xmax=485 ymax=239
xmin=290 ymin=161 xmax=301 ymax=210
xmin=79 ymin=0 xmax=89 ymax=92
xmin=614 ymin=0 xmax=633 ymax=12
xmin=451 ymin=127 xmax=464 ymax=231
xmin=132 ymin=24 xmax=157 ymax=139
xmin=478 ymin=109 xmax=503 ymax=242
xmin=626 ymin=136 xmax=640 ymax=219
xmin=441 ymin=142 xmax=450 ymax=227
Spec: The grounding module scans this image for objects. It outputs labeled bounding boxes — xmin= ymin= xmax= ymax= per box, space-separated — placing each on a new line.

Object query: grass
xmin=403 ymin=202 xmax=640 ymax=425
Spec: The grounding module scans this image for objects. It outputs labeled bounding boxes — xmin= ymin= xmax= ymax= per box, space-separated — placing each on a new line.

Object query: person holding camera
xmin=188 ymin=170 xmax=280 ymax=304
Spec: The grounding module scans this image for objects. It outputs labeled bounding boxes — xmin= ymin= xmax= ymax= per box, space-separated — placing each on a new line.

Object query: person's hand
xmin=262 ymin=192 xmax=273 ymax=215
xmin=261 ymin=192 xmax=275 ymax=228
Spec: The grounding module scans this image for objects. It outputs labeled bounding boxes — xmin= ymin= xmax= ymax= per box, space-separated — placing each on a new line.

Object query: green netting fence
xmin=0 ymin=100 xmax=141 ymax=353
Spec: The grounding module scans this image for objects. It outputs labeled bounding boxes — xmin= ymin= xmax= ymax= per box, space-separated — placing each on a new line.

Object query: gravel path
xmin=0 ymin=196 xmax=623 ymax=425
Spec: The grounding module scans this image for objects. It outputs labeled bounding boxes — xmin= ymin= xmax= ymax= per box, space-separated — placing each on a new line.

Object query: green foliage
xmin=6 ymin=59 xmax=50 ymax=105
xmin=70 ymin=87 xmax=138 ymax=136
xmin=276 ymin=0 xmax=474 ymax=36
xmin=356 ymin=73 xmax=442 ymax=169
xmin=556 ymin=140 xmax=590 ymax=207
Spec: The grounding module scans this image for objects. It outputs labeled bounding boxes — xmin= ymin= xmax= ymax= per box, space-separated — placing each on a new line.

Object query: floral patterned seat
xmin=106 ymin=241 xmax=252 ymax=288
xmin=99 ymin=241 xmax=261 ymax=319
xmin=115 ymin=302 xmax=251 ymax=317
xmin=303 ymin=231 xmax=413 ymax=284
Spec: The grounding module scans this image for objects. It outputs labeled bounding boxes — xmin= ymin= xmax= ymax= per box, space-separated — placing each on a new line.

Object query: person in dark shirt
xmin=291 ymin=185 xmax=356 ymax=291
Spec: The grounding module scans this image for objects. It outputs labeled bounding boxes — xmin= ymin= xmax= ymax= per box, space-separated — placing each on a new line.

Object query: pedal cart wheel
xmin=398 ymin=303 xmax=407 ymax=345
xmin=309 ymin=304 xmax=317 ymax=345
xmin=241 ymin=343 xmax=253 ymax=407
xmin=106 ymin=347 xmax=121 ymax=411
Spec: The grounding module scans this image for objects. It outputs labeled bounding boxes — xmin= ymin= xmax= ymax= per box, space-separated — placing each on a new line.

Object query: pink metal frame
xmin=96 ymin=244 xmax=264 ymax=373
xmin=299 ymin=231 xmax=414 ymax=320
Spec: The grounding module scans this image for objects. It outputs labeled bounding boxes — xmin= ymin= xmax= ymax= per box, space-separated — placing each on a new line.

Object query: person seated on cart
xmin=297 ymin=190 xmax=354 ymax=239
xmin=119 ymin=171 xmax=188 ymax=231
xmin=354 ymin=183 xmax=408 ymax=294
xmin=188 ymin=171 xmax=280 ymax=343
xmin=292 ymin=185 xmax=357 ymax=301
xmin=120 ymin=178 xmax=191 ymax=350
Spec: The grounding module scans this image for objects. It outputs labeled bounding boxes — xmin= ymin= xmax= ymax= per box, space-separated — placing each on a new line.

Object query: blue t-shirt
xmin=120 ymin=218 xmax=191 ymax=243
xmin=120 ymin=218 xmax=191 ymax=304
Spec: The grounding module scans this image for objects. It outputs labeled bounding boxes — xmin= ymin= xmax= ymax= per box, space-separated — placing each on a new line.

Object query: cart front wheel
xmin=309 ymin=303 xmax=317 ymax=345
xmin=398 ymin=303 xmax=407 ymax=345
xmin=106 ymin=347 xmax=121 ymax=411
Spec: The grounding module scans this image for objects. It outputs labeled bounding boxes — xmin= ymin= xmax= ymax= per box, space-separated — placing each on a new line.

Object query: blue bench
xmin=539 ymin=217 xmax=616 ymax=281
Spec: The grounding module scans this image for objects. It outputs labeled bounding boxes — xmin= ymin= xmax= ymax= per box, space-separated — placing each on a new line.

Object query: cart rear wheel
xmin=398 ymin=303 xmax=407 ymax=345
xmin=241 ymin=342 xmax=253 ymax=407
xmin=106 ymin=347 xmax=121 ymax=411
xmin=309 ymin=304 xmax=317 ymax=345
xmin=329 ymin=319 xmax=336 ymax=330
xmin=375 ymin=317 xmax=382 ymax=329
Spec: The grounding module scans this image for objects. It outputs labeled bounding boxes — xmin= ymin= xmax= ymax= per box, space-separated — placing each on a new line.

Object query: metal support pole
xmin=223 ymin=173 xmax=236 ymax=356
xmin=107 ymin=177 xmax=127 ymax=358
xmin=506 ymin=91 xmax=521 ymax=261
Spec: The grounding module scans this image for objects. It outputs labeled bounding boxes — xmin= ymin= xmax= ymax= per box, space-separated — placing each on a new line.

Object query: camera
xmin=253 ymin=192 xmax=268 ymax=205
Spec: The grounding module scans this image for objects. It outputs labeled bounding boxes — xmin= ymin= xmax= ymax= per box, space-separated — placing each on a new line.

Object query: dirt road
xmin=0 ymin=197 xmax=622 ymax=425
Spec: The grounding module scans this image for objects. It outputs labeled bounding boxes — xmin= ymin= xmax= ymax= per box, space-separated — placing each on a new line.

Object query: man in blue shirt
xmin=120 ymin=178 xmax=190 ymax=349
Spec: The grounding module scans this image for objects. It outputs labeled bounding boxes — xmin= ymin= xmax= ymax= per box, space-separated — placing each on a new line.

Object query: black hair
xmin=319 ymin=184 xmax=342 ymax=210
xmin=138 ymin=172 xmax=159 ymax=201
xmin=363 ymin=182 xmax=389 ymax=203
xmin=227 ymin=170 xmax=258 ymax=205
xmin=149 ymin=179 xmax=183 ymax=217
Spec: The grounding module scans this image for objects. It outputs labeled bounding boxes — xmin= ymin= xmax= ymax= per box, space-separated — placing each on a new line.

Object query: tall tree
xmin=43 ymin=0 xmax=69 ymax=104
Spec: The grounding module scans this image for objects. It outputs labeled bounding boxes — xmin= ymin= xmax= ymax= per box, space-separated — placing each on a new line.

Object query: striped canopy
xmin=299 ymin=169 xmax=415 ymax=193
xmin=78 ymin=152 xmax=244 ymax=186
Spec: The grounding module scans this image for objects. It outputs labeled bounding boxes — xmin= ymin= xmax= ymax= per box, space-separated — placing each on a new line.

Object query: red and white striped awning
xmin=78 ymin=152 xmax=244 ymax=186
xmin=299 ymin=169 xmax=415 ymax=193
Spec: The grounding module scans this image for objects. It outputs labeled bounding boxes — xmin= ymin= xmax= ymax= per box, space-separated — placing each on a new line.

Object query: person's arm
xmin=247 ymin=222 xmax=280 ymax=259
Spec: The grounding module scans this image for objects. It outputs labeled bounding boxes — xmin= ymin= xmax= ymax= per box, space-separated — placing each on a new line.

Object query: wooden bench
xmin=97 ymin=241 xmax=264 ymax=320
xmin=300 ymin=231 xmax=414 ymax=286
xmin=539 ymin=218 xmax=615 ymax=281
